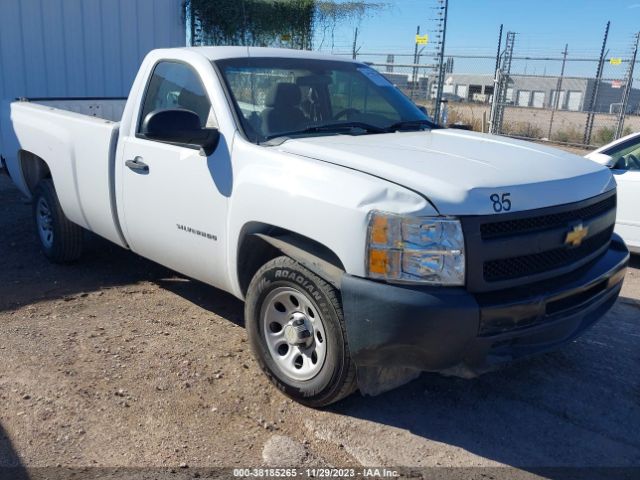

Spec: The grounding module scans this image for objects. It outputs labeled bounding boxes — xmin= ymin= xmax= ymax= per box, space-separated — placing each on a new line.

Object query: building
xmin=0 ymin=0 xmax=186 ymax=101
xmin=0 ymin=0 xmax=186 ymax=153
xmin=381 ymin=69 xmax=640 ymax=114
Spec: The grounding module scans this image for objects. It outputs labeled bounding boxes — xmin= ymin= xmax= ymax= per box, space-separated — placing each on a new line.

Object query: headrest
xmin=266 ymin=83 xmax=302 ymax=108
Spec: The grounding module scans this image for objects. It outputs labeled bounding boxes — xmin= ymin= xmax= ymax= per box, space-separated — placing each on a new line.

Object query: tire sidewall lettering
xmin=275 ymin=269 xmax=324 ymax=304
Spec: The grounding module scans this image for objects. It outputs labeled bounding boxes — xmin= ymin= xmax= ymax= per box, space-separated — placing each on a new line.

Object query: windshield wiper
xmin=385 ymin=119 xmax=437 ymax=132
xmin=262 ymin=122 xmax=385 ymax=144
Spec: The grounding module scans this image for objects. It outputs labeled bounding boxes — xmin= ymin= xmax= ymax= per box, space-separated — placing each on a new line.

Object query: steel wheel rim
xmin=261 ymin=286 xmax=327 ymax=382
xmin=36 ymin=197 xmax=54 ymax=249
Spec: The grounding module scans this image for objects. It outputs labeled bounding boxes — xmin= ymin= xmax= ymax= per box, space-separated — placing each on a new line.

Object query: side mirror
xmin=142 ymin=109 xmax=220 ymax=156
xmin=416 ymin=105 xmax=429 ymax=116
xmin=585 ymin=152 xmax=616 ymax=168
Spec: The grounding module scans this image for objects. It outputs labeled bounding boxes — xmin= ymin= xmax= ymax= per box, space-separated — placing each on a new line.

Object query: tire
xmin=32 ymin=179 xmax=83 ymax=263
xmin=245 ymin=256 xmax=357 ymax=407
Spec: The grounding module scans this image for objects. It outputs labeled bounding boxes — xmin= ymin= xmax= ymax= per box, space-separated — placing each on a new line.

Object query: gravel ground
xmin=0 ymin=172 xmax=639 ymax=479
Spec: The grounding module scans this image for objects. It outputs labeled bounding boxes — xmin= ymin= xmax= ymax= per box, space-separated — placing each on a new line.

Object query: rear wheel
xmin=32 ymin=179 xmax=83 ymax=263
xmin=245 ymin=256 xmax=357 ymax=407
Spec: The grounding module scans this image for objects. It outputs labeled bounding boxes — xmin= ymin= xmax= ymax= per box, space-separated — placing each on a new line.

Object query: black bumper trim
xmin=341 ymin=235 xmax=629 ymax=374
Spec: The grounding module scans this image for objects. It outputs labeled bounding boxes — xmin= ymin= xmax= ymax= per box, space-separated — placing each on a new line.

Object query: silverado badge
xmin=565 ymin=223 xmax=589 ymax=248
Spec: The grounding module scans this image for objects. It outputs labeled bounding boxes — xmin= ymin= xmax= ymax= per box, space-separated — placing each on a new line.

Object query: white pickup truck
xmin=0 ymin=47 xmax=630 ymax=406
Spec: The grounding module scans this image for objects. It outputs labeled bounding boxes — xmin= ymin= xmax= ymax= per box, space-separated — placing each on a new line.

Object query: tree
xmin=186 ymin=0 xmax=384 ymax=50
xmin=314 ymin=1 xmax=384 ymax=51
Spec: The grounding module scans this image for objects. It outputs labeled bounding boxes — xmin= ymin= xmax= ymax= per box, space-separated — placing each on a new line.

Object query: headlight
xmin=366 ymin=211 xmax=465 ymax=286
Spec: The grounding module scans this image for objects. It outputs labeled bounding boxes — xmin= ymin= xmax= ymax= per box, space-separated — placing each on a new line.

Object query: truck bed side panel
xmin=32 ymin=99 xmax=127 ymax=122
xmin=2 ymin=102 xmax=126 ymax=247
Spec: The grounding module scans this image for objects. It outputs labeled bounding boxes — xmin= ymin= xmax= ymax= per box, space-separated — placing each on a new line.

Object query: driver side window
xmin=605 ymin=136 xmax=640 ymax=171
xmin=139 ymin=61 xmax=216 ymax=132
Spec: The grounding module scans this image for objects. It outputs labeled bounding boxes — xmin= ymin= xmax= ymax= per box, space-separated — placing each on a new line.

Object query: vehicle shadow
xmin=0 ymin=178 xmax=245 ymax=325
xmin=0 ymin=227 xmax=246 ymax=327
xmin=0 ymin=231 xmax=173 ymax=313
xmin=0 ymin=178 xmax=161 ymax=312
xmin=0 ymin=424 xmax=29 ymax=480
xmin=155 ymin=276 xmax=245 ymax=328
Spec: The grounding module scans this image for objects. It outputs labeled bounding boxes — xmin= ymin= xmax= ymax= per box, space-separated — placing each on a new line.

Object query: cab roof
xmin=181 ymin=46 xmax=356 ymax=63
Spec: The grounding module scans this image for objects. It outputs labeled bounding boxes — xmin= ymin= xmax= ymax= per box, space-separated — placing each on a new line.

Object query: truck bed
xmin=1 ymin=98 xmax=127 ymax=247
xmin=26 ymin=98 xmax=127 ymax=122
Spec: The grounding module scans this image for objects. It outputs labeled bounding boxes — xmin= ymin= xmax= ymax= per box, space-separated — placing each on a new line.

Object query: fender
xmin=254 ymin=233 xmax=344 ymax=289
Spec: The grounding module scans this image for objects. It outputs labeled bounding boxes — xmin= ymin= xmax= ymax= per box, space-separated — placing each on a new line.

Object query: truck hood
xmin=277 ymin=129 xmax=615 ymax=215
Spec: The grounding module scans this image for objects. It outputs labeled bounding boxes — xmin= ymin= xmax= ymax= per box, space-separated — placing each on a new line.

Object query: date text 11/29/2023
xmin=232 ymin=468 xmax=400 ymax=478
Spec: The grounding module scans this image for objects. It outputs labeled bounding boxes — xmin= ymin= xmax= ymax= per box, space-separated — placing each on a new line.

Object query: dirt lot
xmin=0 ymin=170 xmax=639 ymax=479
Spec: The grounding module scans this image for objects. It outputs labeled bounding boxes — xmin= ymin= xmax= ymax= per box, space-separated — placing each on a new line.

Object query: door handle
xmin=125 ymin=157 xmax=149 ymax=174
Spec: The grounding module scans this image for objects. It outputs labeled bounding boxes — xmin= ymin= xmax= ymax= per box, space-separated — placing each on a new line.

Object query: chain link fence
xmin=346 ymin=50 xmax=640 ymax=150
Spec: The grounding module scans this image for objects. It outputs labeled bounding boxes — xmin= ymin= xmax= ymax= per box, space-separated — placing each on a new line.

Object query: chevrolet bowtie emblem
xmin=565 ymin=223 xmax=589 ymax=247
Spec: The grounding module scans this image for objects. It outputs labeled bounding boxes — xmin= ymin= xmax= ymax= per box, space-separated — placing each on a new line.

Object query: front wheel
xmin=245 ymin=256 xmax=357 ymax=407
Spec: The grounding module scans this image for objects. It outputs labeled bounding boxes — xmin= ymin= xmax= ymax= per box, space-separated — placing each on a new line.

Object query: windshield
xmin=215 ymin=57 xmax=436 ymax=143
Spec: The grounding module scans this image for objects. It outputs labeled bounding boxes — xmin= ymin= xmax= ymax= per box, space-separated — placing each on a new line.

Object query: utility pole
xmin=433 ymin=0 xmax=449 ymax=124
xmin=386 ymin=54 xmax=395 ymax=73
xmin=411 ymin=25 xmax=421 ymax=99
xmin=615 ymin=31 xmax=640 ymax=139
xmin=417 ymin=46 xmax=426 ymax=66
xmin=352 ymin=28 xmax=359 ymax=60
xmin=584 ymin=21 xmax=610 ymax=146
xmin=548 ymin=44 xmax=568 ymax=140
xmin=413 ymin=45 xmax=427 ymax=99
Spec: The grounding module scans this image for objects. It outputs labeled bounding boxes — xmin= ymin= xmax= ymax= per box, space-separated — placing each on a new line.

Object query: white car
xmin=0 ymin=47 xmax=629 ymax=406
xmin=586 ymin=132 xmax=640 ymax=253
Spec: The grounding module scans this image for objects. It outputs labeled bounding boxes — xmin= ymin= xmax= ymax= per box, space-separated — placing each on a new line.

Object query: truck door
xmin=119 ymin=60 xmax=231 ymax=289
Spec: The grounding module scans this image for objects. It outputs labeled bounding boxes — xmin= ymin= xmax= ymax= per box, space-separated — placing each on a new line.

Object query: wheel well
xmin=237 ymin=224 xmax=346 ymax=296
xmin=19 ymin=151 xmax=51 ymax=195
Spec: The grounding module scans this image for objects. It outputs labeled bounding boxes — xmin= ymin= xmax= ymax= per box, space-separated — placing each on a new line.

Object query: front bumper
xmin=341 ymin=235 xmax=629 ymax=375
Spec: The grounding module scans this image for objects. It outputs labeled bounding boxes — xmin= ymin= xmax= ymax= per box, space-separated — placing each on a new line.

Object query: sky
xmin=314 ymin=0 xmax=640 ymax=77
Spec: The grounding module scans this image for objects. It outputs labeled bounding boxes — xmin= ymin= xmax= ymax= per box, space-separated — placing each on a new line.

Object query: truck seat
xmin=262 ymin=83 xmax=307 ymax=136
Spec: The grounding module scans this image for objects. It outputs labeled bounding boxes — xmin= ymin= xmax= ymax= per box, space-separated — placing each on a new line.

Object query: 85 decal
xmin=490 ymin=192 xmax=512 ymax=213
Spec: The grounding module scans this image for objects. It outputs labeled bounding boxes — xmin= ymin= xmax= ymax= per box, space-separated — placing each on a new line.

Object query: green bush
xmin=552 ymin=127 xmax=583 ymax=144
xmin=593 ymin=126 xmax=615 ymax=146
xmin=591 ymin=126 xmax=632 ymax=146
xmin=502 ymin=122 xmax=543 ymax=139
